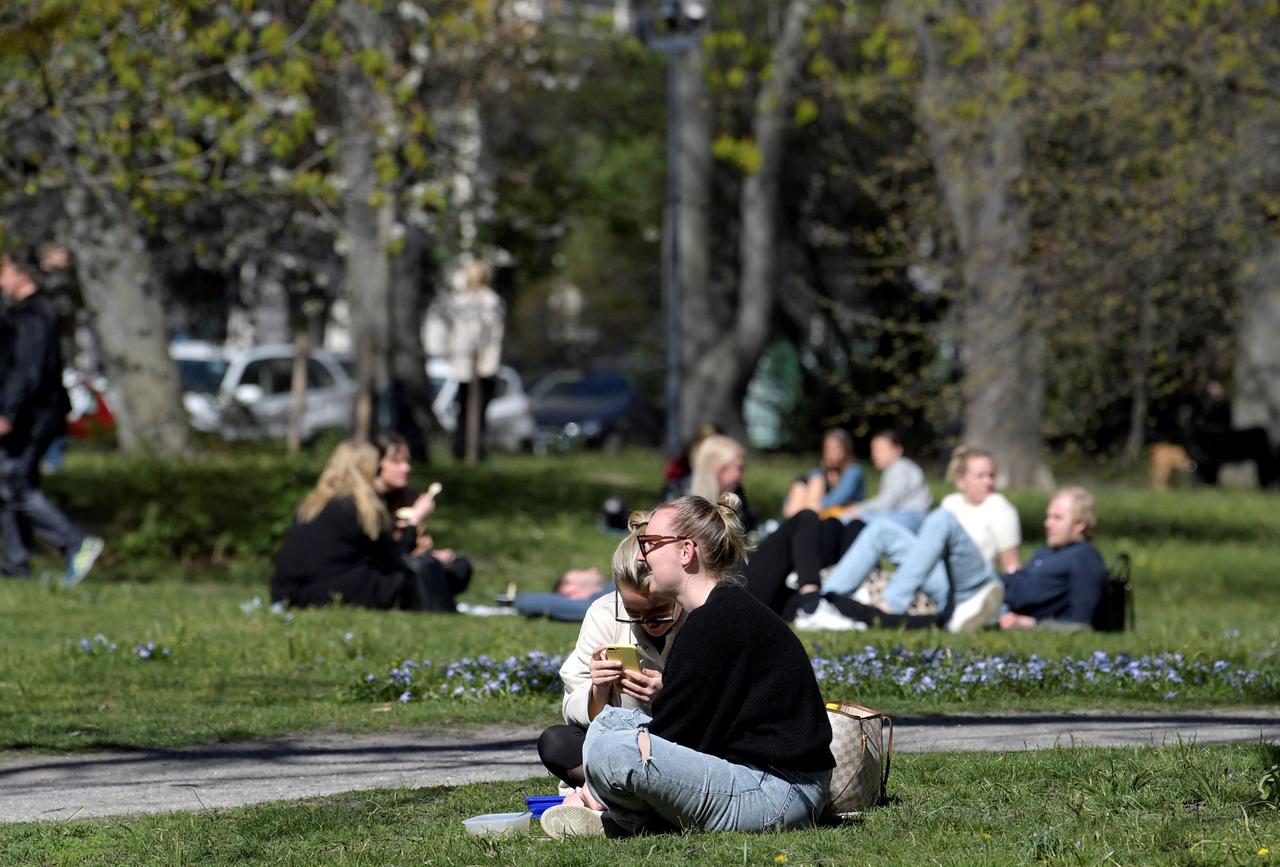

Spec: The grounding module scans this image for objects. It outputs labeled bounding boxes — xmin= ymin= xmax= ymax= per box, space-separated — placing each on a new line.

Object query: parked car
xmin=426 ymin=358 xmax=537 ymax=453
xmin=530 ymin=370 xmax=659 ymax=453
xmin=63 ymin=369 xmax=115 ymax=440
xmin=172 ymin=341 xmax=356 ymax=441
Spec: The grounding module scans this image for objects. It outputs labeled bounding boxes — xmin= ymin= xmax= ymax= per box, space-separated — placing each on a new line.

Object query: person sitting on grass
xmin=836 ymin=429 xmax=931 ymax=531
xmin=537 ymin=511 xmax=684 ymax=788
xmin=271 ymin=440 xmax=462 ymax=612
xmin=998 ymin=486 xmax=1107 ymax=631
xmin=792 ymin=445 xmax=1019 ymax=633
xmin=659 ymin=433 xmax=757 ymax=533
xmin=538 ymin=494 xmax=833 ymax=838
xmin=782 ymin=428 xmax=865 ymax=519
xmin=371 ymin=431 xmax=471 ymax=607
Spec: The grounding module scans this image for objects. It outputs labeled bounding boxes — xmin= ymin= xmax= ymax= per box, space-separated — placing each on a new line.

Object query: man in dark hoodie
xmin=0 ymin=245 xmax=102 ymax=586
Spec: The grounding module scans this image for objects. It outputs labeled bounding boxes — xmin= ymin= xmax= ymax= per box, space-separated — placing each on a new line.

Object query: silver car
xmin=173 ymin=342 xmax=356 ymax=441
xmin=426 ymin=358 xmax=537 ymax=453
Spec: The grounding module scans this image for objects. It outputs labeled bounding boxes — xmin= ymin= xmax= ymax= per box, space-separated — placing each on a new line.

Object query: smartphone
xmin=603 ymin=643 xmax=641 ymax=672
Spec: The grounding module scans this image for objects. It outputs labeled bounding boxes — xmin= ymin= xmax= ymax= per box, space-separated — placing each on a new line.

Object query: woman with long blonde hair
xmin=661 ymin=434 xmax=757 ymax=533
xmin=272 ymin=440 xmax=458 ymax=611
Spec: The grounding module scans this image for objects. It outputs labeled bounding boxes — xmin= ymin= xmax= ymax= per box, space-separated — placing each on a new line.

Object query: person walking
xmin=0 ymin=247 xmax=103 ymax=586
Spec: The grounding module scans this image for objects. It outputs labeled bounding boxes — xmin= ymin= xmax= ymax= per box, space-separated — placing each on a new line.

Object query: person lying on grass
xmin=271 ymin=440 xmax=463 ymax=613
xmin=539 ymin=494 xmax=834 ymax=838
xmin=537 ymin=511 xmax=685 ymax=788
xmin=513 ymin=565 xmax=613 ymax=622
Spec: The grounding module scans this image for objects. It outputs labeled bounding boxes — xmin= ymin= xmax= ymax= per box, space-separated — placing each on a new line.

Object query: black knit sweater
xmin=650 ymin=584 xmax=834 ymax=773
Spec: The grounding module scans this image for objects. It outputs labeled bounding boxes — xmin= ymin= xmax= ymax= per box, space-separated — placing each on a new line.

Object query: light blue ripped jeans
xmin=822 ymin=508 xmax=995 ymax=614
xmin=583 ymin=706 xmax=831 ymax=835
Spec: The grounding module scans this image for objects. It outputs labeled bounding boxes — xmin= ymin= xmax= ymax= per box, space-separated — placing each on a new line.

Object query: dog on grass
xmin=1150 ymin=442 xmax=1195 ymax=490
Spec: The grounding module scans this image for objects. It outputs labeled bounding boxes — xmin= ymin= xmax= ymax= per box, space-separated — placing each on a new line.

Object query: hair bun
xmin=717 ymin=492 xmax=742 ymax=514
xmin=626 ymin=509 xmax=651 ymax=533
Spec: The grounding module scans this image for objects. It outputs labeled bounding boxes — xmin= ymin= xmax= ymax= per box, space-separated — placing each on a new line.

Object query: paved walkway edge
xmin=2 ymin=712 xmax=1279 ymax=823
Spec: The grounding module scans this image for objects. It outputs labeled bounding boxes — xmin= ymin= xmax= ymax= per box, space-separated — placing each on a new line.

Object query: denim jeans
xmin=822 ymin=508 xmax=994 ymax=614
xmin=857 ymin=510 xmax=925 ymax=533
xmin=1 ymin=430 xmax=84 ymax=572
xmin=583 ymin=707 xmax=831 ymax=835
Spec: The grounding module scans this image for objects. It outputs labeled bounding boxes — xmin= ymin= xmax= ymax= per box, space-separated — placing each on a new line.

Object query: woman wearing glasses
xmin=540 ymin=494 xmax=833 ymax=839
xmin=537 ymin=511 xmax=685 ymax=789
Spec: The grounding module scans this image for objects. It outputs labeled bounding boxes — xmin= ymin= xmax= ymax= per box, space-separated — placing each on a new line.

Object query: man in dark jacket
xmin=0 ymin=246 xmax=102 ymax=585
xmin=998 ymin=486 xmax=1107 ymax=630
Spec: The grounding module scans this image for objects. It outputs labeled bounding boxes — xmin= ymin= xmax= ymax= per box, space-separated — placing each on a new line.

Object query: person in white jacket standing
xmin=538 ymin=511 xmax=686 ymax=788
xmin=445 ymin=260 xmax=504 ymax=460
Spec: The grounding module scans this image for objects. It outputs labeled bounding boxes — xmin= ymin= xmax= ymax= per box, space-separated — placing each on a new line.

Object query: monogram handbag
xmin=824 ymin=700 xmax=893 ymax=817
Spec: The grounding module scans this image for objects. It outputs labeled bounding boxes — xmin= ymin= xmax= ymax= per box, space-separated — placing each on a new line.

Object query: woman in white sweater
xmin=538 ymin=511 xmax=686 ymax=787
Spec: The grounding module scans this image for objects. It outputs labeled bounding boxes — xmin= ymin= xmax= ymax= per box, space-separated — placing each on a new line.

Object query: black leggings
xmin=744 ymin=512 xmax=864 ymax=615
xmin=538 ymin=724 xmax=587 ymax=786
xmin=825 ymin=594 xmax=947 ymax=630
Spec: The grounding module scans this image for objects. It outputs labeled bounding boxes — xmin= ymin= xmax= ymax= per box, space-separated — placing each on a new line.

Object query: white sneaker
xmin=540 ymin=804 xmax=605 ymax=838
xmin=794 ymin=598 xmax=866 ymax=632
xmin=946 ymin=581 xmax=1004 ymax=634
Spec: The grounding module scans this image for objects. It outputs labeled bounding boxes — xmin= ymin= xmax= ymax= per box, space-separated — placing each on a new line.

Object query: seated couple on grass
xmin=793 ymin=455 xmax=1107 ymax=633
xmin=538 ymin=494 xmax=834 ymax=838
xmin=270 ymin=437 xmax=470 ymax=613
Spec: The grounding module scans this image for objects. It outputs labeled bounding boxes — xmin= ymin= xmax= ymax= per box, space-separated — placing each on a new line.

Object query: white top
xmin=940 ymin=491 xmax=1021 ymax=570
xmin=444 ymin=286 xmax=505 ymax=381
xmin=560 ymin=592 xmax=684 ymax=728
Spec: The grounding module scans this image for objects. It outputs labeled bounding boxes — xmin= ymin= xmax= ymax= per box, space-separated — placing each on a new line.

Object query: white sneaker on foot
xmin=946 ymin=580 xmax=1004 ymax=633
xmin=540 ymin=804 xmax=605 ymax=838
xmin=64 ymin=536 xmax=104 ymax=588
xmin=794 ymin=598 xmax=866 ymax=632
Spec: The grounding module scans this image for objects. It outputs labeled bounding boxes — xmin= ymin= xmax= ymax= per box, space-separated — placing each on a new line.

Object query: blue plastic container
xmin=524 ymin=795 xmax=565 ymax=819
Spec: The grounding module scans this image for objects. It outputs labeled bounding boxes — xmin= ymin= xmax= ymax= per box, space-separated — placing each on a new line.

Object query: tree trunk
xmin=388 ymin=223 xmax=434 ymax=460
xmin=675 ymin=24 xmax=716 ymax=443
xmin=1233 ymin=239 xmax=1280 ymax=444
xmin=337 ymin=0 xmax=396 ymax=443
xmin=287 ymin=333 xmax=310 ymax=454
xmin=1122 ymin=284 xmax=1155 ymax=465
xmin=914 ymin=1 xmax=1052 ymax=489
xmin=65 ymin=188 xmax=190 ymax=455
xmin=681 ymin=0 xmax=815 ymax=443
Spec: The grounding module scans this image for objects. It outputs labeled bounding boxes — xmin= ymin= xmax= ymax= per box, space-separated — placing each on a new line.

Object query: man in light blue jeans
xmin=581 ymin=706 xmax=830 ymax=835
xmin=823 ymin=508 xmax=996 ymax=615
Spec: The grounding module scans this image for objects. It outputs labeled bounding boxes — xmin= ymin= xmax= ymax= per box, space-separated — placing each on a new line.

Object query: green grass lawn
xmin=2 ymin=744 xmax=1277 ymax=865
xmin=1 ymin=446 xmax=1277 ymax=753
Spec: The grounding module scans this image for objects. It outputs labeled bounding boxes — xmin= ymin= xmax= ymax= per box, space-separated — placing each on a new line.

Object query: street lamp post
xmin=640 ymin=1 xmax=707 ymax=457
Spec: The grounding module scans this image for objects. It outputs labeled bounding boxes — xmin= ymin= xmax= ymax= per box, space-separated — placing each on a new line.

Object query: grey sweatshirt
xmin=859 ymin=457 xmax=931 ymax=517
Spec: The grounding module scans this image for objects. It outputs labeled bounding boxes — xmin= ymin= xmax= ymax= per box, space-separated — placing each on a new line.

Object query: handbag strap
xmin=880 ymin=714 xmax=893 ymax=801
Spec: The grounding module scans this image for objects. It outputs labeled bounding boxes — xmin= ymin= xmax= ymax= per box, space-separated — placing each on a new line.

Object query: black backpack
xmin=1091 ymin=553 xmax=1134 ymax=632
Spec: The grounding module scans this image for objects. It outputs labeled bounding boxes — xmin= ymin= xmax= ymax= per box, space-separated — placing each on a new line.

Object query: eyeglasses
xmin=614 ymin=592 xmax=679 ymax=625
xmin=636 ymin=534 xmax=687 ymax=556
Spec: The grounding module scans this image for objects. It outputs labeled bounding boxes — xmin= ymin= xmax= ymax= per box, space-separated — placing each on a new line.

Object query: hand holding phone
xmin=603 ymin=643 xmax=641 ymax=672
